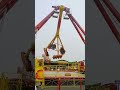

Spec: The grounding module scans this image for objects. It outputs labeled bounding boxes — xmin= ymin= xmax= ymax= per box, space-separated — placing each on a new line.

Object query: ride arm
xmin=94 ymin=0 xmax=120 ymax=44
xmin=68 ymin=14 xmax=85 ymax=44
xmin=35 ymin=10 xmax=55 ymax=33
xmin=0 ymin=0 xmax=17 ymax=20
xmin=68 ymin=14 xmax=85 ymax=35
xmin=102 ymin=0 xmax=120 ymax=23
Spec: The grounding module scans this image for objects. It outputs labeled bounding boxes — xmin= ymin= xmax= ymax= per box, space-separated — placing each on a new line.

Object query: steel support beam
xmin=94 ymin=0 xmax=120 ymax=44
xmin=69 ymin=15 xmax=85 ymax=44
xmin=69 ymin=15 xmax=85 ymax=35
xmin=102 ymin=0 xmax=120 ymax=23
xmin=35 ymin=10 xmax=55 ymax=33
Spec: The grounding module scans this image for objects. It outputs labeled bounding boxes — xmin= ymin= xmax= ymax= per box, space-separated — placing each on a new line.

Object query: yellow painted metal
xmin=35 ymin=58 xmax=44 ymax=81
xmin=78 ymin=63 xmax=80 ymax=72
xmin=35 ymin=58 xmax=45 ymax=89
xmin=35 ymin=60 xmax=85 ymax=89
xmin=46 ymin=5 xmax=65 ymax=55
xmin=0 ymin=73 xmax=9 ymax=90
xmin=19 ymin=74 xmax=22 ymax=90
xmin=44 ymin=62 xmax=85 ymax=73
xmin=57 ymin=36 xmax=59 ymax=54
xmin=43 ymin=71 xmax=85 ymax=78
xmin=68 ymin=62 xmax=78 ymax=70
xmin=55 ymin=5 xmax=64 ymax=36
xmin=0 ymin=73 xmax=25 ymax=90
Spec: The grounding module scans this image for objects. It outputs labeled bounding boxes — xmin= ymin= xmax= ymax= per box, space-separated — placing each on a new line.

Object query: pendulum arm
xmin=57 ymin=36 xmax=59 ymax=54
xmin=55 ymin=5 xmax=64 ymax=36
xmin=94 ymin=0 xmax=120 ymax=44
xmin=58 ymin=37 xmax=64 ymax=48
xmin=35 ymin=10 xmax=55 ymax=33
xmin=45 ymin=6 xmax=65 ymax=59
xmin=47 ymin=5 xmax=64 ymax=49
xmin=47 ymin=36 xmax=56 ymax=48
xmin=55 ymin=5 xmax=64 ymax=54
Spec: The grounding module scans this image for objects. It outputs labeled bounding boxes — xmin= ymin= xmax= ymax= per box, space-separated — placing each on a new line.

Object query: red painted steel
xmin=0 ymin=0 xmax=17 ymax=20
xmin=58 ymin=78 xmax=61 ymax=90
xmin=35 ymin=10 xmax=55 ymax=31
xmin=70 ymin=15 xmax=85 ymax=35
xmin=102 ymin=0 xmax=120 ymax=23
xmin=69 ymin=15 xmax=85 ymax=44
xmin=94 ymin=0 xmax=120 ymax=44
xmin=80 ymin=79 xmax=82 ymax=90
xmin=35 ymin=6 xmax=85 ymax=44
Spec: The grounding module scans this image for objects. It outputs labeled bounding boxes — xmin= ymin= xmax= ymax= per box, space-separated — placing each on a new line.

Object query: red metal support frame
xmin=0 ymin=0 xmax=17 ymax=20
xmin=45 ymin=77 xmax=84 ymax=89
xmin=35 ymin=10 xmax=55 ymax=33
xmin=0 ymin=0 xmax=8 ymax=9
xmin=94 ymin=0 xmax=120 ymax=44
xmin=69 ymin=15 xmax=85 ymax=35
xmin=102 ymin=0 xmax=120 ymax=23
xmin=35 ymin=6 xmax=85 ymax=44
xmin=80 ymin=79 xmax=82 ymax=90
xmin=69 ymin=15 xmax=85 ymax=44
xmin=58 ymin=78 xmax=61 ymax=90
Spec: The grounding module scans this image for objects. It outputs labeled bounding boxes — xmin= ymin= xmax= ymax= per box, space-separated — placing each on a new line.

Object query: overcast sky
xmin=35 ymin=0 xmax=85 ymax=62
